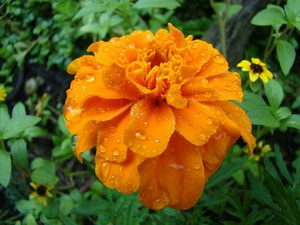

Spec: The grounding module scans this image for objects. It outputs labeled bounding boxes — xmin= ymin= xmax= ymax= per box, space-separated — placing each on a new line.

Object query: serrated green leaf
xmin=276 ymin=107 xmax=292 ymax=120
xmin=12 ymin=102 xmax=26 ymax=117
xmin=133 ymin=0 xmax=180 ymax=9
xmin=251 ymin=7 xmax=287 ymax=26
xmin=0 ymin=149 xmax=11 ymax=187
xmin=281 ymin=114 xmax=300 ymax=129
xmin=2 ymin=116 xmax=41 ymax=139
xmin=274 ymin=144 xmax=293 ymax=184
xmin=10 ymin=139 xmax=28 ymax=169
xmin=264 ymin=169 xmax=300 ymax=223
xmin=248 ymin=172 xmax=273 ymax=205
xmin=276 ymin=40 xmax=296 ymax=75
xmin=264 ymin=79 xmax=283 ymax=109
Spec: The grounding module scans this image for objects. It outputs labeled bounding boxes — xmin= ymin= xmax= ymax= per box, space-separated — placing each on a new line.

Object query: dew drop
xmin=193 ymin=163 xmax=201 ymax=169
xmin=148 ymin=185 xmax=154 ymax=191
xmin=142 ymin=145 xmax=147 ymax=150
xmin=192 ymin=42 xmax=199 ymax=49
xmin=126 ymin=138 xmax=134 ymax=147
xmin=98 ymin=107 xmax=106 ymax=113
xmin=213 ymin=55 xmax=225 ymax=64
xmin=204 ymin=91 xmax=212 ymax=98
xmin=64 ymin=105 xmax=82 ymax=120
xmin=100 ymin=162 xmax=111 ymax=180
xmin=200 ymin=134 xmax=206 ymax=140
xmin=207 ymin=117 xmax=213 ymax=125
xmin=135 ymin=130 xmax=147 ymax=140
xmin=186 ymin=56 xmax=193 ymax=62
xmin=119 ymin=167 xmax=124 ymax=178
xmin=85 ymin=74 xmax=95 ymax=83
xmin=99 ymin=145 xmax=107 ymax=153
xmin=113 ymin=148 xmax=120 ymax=156
xmin=108 ymin=125 xmax=117 ymax=132
xmin=186 ymin=167 xmax=191 ymax=172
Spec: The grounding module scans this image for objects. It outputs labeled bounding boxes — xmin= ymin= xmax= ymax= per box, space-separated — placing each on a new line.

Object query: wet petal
xmin=95 ymin=150 xmax=145 ymax=194
xmin=197 ymin=49 xmax=229 ymax=77
xmin=138 ymin=133 xmax=205 ymax=210
xmin=166 ymin=84 xmax=188 ymax=109
xmin=124 ymin=99 xmax=175 ymax=158
xmin=97 ymin=111 xmax=131 ymax=163
xmin=74 ymin=121 xmax=104 ymax=162
xmin=173 ymin=100 xmax=219 ymax=146
xmin=217 ymin=101 xmax=256 ymax=154
xmin=65 ymin=97 xmax=133 ymax=134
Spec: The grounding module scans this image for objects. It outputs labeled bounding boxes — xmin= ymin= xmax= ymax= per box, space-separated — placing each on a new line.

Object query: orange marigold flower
xmin=64 ymin=23 xmax=256 ymax=210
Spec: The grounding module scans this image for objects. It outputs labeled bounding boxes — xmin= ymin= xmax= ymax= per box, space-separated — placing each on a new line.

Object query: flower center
xmin=36 ymin=185 xmax=47 ymax=196
xmin=250 ymin=63 xmax=263 ymax=74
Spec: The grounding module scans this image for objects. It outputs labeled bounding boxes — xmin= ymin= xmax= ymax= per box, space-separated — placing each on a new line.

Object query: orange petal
xmin=166 ymin=84 xmax=188 ymax=109
xmin=173 ymin=100 xmax=219 ymax=146
xmin=124 ymin=99 xmax=175 ymax=158
xmin=200 ymin=125 xmax=239 ymax=180
xmin=168 ymin=23 xmax=187 ymax=48
xmin=97 ymin=111 xmax=131 ymax=163
xmin=197 ymin=49 xmax=229 ymax=77
xmin=65 ymin=97 xmax=133 ymax=134
xmin=185 ymin=40 xmax=213 ymax=68
xmin=138 ymin=133 xmax=205 ymax=210
xmin=95 ymin=150 xmax=144 ymax=194
xmin=74 ymin=121 xmax=104 ymax=162
xmin=217 ymin=101 xmax=256 ymax=154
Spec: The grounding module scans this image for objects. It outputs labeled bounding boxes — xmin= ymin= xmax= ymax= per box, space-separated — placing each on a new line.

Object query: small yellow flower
xmin=29 ymin=182 xmax=54 ymax=205
xmin=237 ymin=58 xmax=273 ymax=83
xmin=0 ymin=85 xmax=7 ymax=102
xmin=249 ymin=141 xmax=272 ymax=161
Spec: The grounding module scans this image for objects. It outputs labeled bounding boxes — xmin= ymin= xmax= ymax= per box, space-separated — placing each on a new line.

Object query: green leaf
xmin=59 ymin=195 xmax=74 ymax=216
xmin=205 ymin=158 xmax=246 ymax=189
xmin=274 ymin=144 xmax=293 ymax=184
xmin=31 ymin=168 xmax=59 ymax=186
xmin=23 ymin=126 xmax=47 ymax=138
xmin=10 ymin=139 xmax=28 ymax=169
xmin=284 ymin=0 xmax=300 ymax=31
xmin=249 ymin=80 xmax=259 ymax=92
xmin=281 ymin=114 xmax=300 ymax=129
xmin=133 ymin=0 xmax=180 ymax=9
xmin=227 ymin=4 xmax=243 ymax=18
xmin=31 ymin=158 xmax=56 ymax=175
xmin=0 ymin=107 xmax=10 ymax=135
xmin=276 ymin=107 xmax=292 ymax=120
xmin=264 ymin=79 xmax=283 ymax=109
xmin=26 ymin=214 xmax=38 ymax=225
xmin=44 ymin=197 xmax=59 ymax=219
xmin=251 ymin=7 xmax=287 ymax=26
xmin=59 ymin=214 xmax=77 ymax=225
xmin=0 ymin=149 xmax=11 ymax=187
xmin=236 ymin=92 xmax=280 ymax=128
xmin=12 ymin=102 xmax=26 ymax=117
xmin=264 ymin=169 xmax=300 ymax=224
xmin=2 ymin=116 xmax=41 ymax=139
xmin=248 ymin=172 xmax=273 ymax=205
xmin=73 ymin=2 xmax=119 ymax=20
xmin=276 ymin=40 xmax=296 ymax=75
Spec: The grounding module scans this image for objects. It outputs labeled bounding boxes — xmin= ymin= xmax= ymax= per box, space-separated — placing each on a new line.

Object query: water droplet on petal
xmin=148 ymin=185 xmax=154 ymax=191
xmin=186 ymin=56 xmax=193 ymax=62
xmin=65 ymin=105 xmax=82 ymax=120
xmin=192 ymin=42 xmax=199 ymax=49
xmin=113 ymin=148 xmax=120 ymax=156
xmin=135 ymin=130 xmax=147 ymax=140
xmin=207 ymin=117 xmax=213 ymax=125
xmin=193 ymin=163 xmax=201 ymax=169
xmin=108 ymin=125 xmax=116 ymax=132
xmin=200 ymin=134 xmax=206 ymax=140
xmin=98 ymin=107 xmax=106 ymax=113
xmin=126 ymin=138 xmax=134 ymax=147
xmin=100 ymin=162 xmax=111 ymax=180
xmin=204 ymin=92 xmax=212 ymax=98
xmin=142 ymin=145 xmax=147 ymax=150
xmin=186 ymin=167 xmax=191 ymax=172
xmin=85 ymin=74 xmax=95 ymax=83
xmin=213 ymin=55 xmax=225 ymax=64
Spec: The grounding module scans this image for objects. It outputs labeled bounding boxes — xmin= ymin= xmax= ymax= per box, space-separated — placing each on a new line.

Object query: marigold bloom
xmin=64 ymin=23 xmax=256 ymax=210
xmin=237 ymin=58 xmax=273 ymax=83
xmin=250 ymin=141 xmax=271 ymax=161
xmin=0 ymin=85 xmax=7 ymax=102
xmin=29 ymin=182 xmax=54 ymax=205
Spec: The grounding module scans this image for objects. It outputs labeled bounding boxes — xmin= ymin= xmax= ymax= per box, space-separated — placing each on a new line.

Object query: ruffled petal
xmin=95 ymin=150 xmax=145 ymax=194
xmin=197 ymin=49 xmax=229 ymax=77
xmin=182 ymin=72 xmax=243 ymax=102
xmin=74 ymin=121 xmax=104 ymax=162
xmin=173 ymin=100 xmax=219 ymax=146
xmin=138 ymin=133 xmax=205 ymax=210
xmin=97 ymin=111 xmax=131 ymax=163
xmin=65 ymin=97 xmax=133 ymax=134
xmin=217 ymin=101 xmax=256 ymax=154
xmin=237 ymin=60 xmax=251 ymax=71
xmin=166 ymin=84 xmax=188 ymax=109
xmin=124 ymin=99 xmax=175 ymax=158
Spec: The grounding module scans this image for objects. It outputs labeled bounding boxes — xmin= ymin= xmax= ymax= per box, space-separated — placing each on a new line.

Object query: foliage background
xmin=0 ymin=0 xmax=300 ymax=224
